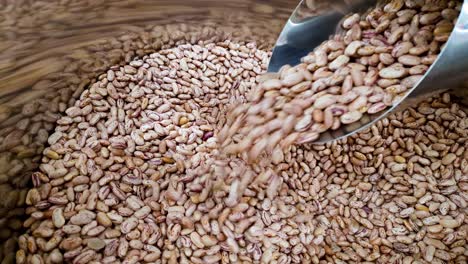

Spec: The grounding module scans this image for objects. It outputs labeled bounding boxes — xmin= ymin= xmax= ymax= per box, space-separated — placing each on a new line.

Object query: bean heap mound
xmin=17 ymin=1 xmax=467 ymax=264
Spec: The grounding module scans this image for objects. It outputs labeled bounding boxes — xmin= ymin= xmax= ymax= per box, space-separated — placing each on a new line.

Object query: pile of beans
xmin=0 ymin=1 xmax=286 ymax=262
xmin=17 ymin=41 xmax=272 ymax=264
xmin=7 ymin=0 xmax=468 ymax=264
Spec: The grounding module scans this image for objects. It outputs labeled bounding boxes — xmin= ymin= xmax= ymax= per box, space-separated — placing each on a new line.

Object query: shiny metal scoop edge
xmin=268 ymin=0 xmax=468 ymax=144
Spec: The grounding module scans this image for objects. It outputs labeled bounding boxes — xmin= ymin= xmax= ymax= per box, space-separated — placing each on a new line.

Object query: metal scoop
xmin=268 ymin=0 xmax=468 ymax=143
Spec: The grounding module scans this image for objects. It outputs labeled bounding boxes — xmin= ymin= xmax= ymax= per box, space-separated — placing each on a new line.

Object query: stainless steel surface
xmin=269 ymin=0 xmax=468 ymax=143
